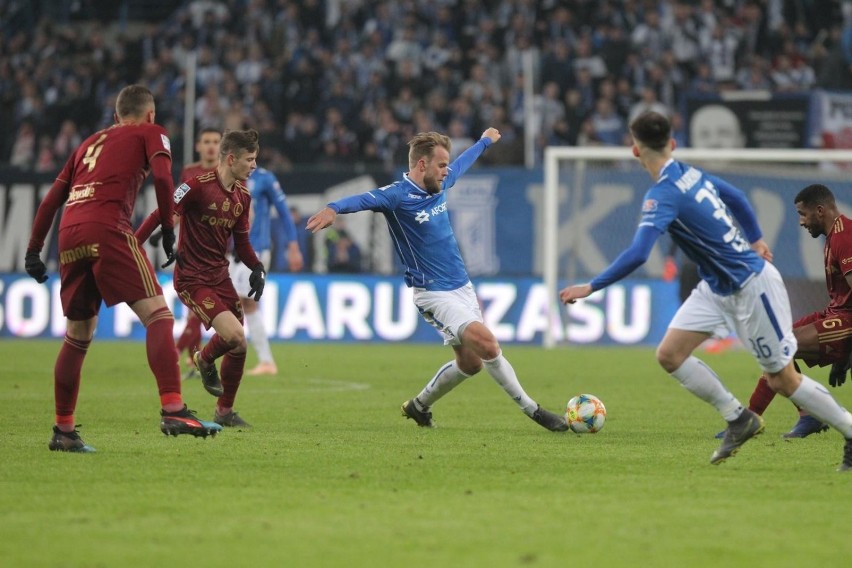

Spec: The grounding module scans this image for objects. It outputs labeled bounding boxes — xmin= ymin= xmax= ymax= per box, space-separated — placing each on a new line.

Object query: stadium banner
xmin=0 ymin=272 xmax=679 ymax=346
xmin=683 ymin=91 xmax=811 ymax=149
xmin=0 ymin=164 xmax=839 ymax=281
xmin=816 ymin=90 xmax=852 ymax=152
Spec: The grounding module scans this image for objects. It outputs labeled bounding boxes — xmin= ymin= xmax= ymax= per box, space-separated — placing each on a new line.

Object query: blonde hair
xmin=407 ymin=132 xmax=451 ymax=169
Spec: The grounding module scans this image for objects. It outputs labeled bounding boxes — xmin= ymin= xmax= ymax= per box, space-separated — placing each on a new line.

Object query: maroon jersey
xmin=57 ymin=123 xmax=171 ymax=231
xmin=825 ymin=214 xmax=852 ymax=313
xmin=172 ymin=170 xmax=258 ymax=289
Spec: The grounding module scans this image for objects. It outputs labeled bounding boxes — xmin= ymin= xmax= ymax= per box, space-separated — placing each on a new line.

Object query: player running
xmin=137 ymin=128 xmax=265 ymax=428
xmin=560 ymin=111 xmax=852 ymax=471
xmin=733 ymin=184 xmax=852 ymax=438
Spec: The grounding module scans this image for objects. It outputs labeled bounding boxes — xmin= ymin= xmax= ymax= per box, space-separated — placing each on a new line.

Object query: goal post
xmin=542 ymin=146 xmax=852 ymax=349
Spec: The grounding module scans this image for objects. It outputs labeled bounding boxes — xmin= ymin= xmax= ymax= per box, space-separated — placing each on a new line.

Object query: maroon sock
xmin=54 ymin=335 xmax=90 ymax=426
xmin=218 ymin=350 xmax=246 ymax=410
xmin=200 ymin=333 xmax=231 ymax=363
xmin=175 ymin=315 xmax=203 ymax=355
xmin=748 ymin=376 xmax=776 ymax=415
xmin=145 ymin=308 xmax=183 ymax=409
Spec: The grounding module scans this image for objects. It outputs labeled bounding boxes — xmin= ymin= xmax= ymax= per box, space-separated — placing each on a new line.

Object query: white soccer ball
xmin=565 ymin=394 xmax=607 ymax=433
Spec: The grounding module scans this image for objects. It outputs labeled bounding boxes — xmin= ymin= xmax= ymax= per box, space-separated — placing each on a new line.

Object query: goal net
xmin=541 ymin=146 xmax=852 ymax=348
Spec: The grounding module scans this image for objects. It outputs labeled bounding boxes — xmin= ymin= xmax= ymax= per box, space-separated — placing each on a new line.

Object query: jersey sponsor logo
xmin=202 ymin=297 xmax=215 ymax=310
xmin=160 ymin=134 xmax=171 ymax=151
xmin=642 ymin=199 xmax=658 ymax=213
xmin=377 ymin=184 xmax=393 ymax=192
xmin=430 ymin=202 xmax=448 ymax=216
xmin=67 ymin=183 xmax=97 ymax=204
xmin=200 ymin=214 xmax=236 ymax=229
xmin=415 ymin=210 xmax=430 ymax=224
xmin=174 ymin=183 xmax=190 ymax=203
xmin=407 ymin=193 xmax=423 ymax=200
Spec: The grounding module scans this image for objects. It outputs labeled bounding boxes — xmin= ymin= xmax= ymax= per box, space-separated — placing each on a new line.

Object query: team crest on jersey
xmin=174 ymin=183 xmax=190 ymax=203
xmin=642 ymin=199 xmax=658 ymax=213
xmin=160 ymin=134 xmax=171 ymax=151
xmin=415 ymin=210 xmax=430 ymax=224
xmin=233 ymin=202 xmax=244 ymax=217
xmin=222 ymin=200 xmax=230 ymax=212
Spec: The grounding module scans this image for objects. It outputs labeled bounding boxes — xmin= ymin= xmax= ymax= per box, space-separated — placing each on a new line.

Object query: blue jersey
xmin=640 ymin=159 xmax=765 ymax=295
xmin=329 ymin=138 xmax=492 ymax=290
xmin=247 ymin=167 xmax=297 ymax=252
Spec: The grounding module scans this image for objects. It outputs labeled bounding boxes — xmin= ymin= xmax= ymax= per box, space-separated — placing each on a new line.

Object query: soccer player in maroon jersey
xmin=137 ymin=129 xmax=265 ymax=428
xmin=24 ymin=85 xmax=223 ymax=452
xmin=173 ymin=128 xmax=222 ymax=378
xmin=737 ymin=184 xmax=852 ymax=441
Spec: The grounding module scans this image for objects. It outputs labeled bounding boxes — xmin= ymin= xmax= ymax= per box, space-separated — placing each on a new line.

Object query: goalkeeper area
xmin=542 ymin=146 xmax=852 ymax=348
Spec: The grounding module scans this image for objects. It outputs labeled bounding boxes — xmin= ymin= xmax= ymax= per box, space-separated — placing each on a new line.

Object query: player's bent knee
xmin=222 ymin=330 xmax=246 ymax=350
xmin=765 ymin=366 xmax=800 ymax=397
xmin=458 ymin=361 xmax=483 ymax=375
xmin=655 ymin=346 xmax=683 ymax=374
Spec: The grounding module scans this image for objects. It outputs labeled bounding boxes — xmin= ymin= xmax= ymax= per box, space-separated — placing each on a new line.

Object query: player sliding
xmin=560 ymin=111 xmax=852 ymax=471
xmin=307 ymin=128 xmax=568 ymax=432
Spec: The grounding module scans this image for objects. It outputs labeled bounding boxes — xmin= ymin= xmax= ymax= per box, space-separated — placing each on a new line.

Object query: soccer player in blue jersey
xmin=560 ymin=111 xmax=852 ymax=471
xmin=307 ymin=128 xmax=568 ymax=432
xmin=229 ymin=164 xmax=304 ymax=376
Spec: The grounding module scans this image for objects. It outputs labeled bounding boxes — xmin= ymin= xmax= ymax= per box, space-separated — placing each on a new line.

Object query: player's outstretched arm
xmin=306 ymin=207 xmax=337 ymax=233
xmin=560 ymin=283 xmax=592 ymax=305
xmin=561 ymin=225 xmax=660 ymax=305
xmin=481 ymin=127 xmax=501 ymax=145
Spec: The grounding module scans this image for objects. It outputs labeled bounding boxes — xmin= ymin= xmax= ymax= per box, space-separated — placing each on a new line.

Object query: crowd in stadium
xmin=1 ymin=0 xmax=851 ymax=171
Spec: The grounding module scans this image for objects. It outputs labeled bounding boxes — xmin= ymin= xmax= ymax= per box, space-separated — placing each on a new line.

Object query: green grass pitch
xmin=1 ymin=340 xmax=850 ymax=567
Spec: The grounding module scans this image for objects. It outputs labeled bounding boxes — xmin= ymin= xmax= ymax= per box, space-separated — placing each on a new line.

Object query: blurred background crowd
xmin=1 ymin=0 xmax=851 ymax=173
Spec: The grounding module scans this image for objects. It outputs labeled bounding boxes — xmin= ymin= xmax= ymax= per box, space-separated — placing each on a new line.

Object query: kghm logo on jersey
xmin=415 ymin=210 xmax=430 ymax=224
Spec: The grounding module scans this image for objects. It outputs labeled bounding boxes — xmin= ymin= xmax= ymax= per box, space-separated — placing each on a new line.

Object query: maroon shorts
xmin=176 ymin=279 xmax=243 ymax=330
xmin=795 ymin=310 xmax=852 ymax=367
xmin=58 ymin=224 xmax=162 ymax=320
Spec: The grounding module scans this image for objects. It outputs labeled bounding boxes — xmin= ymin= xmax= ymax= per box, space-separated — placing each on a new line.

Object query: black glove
xmin=160 ymin=226 xmax=177 ymax=268
xmin=149 ymin=230 xmax=162 ymax=247
xmin=25 ymin=249 xmax=48 ymax=283
xmin=829 ymin=361 xmax=848 ymax=388
xmin=248 ymin=263 xmax=266 ymax=300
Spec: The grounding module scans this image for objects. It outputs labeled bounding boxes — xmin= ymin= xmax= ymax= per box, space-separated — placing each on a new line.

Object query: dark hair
xmin=115 ymin=85 xmax=154 ymax=118
xmin=629 ymin=111 xmax=671 ymax=151
xmin=196 ymin=127 xmax=222 ymax=141
xmin=220 ymin=129 xmax=259 ymax=157
xmin=794 ymin=184 xmax=836 ymax=208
